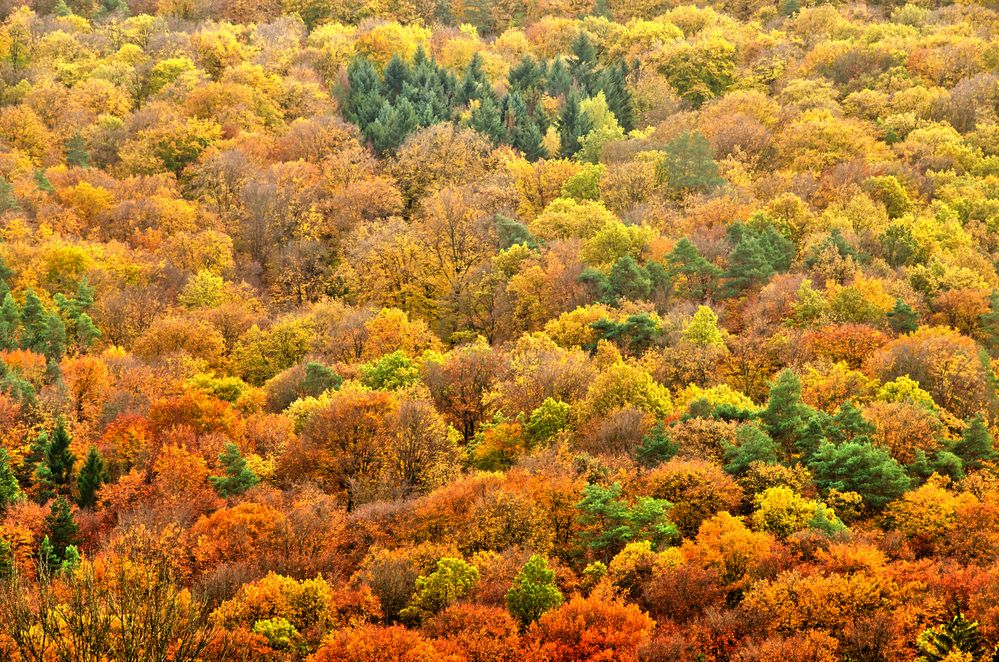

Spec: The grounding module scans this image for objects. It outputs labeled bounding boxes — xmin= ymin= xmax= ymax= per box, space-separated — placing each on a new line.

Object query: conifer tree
xmin=723 ymin=233 xmax=775 ymax=296
xmin=76 ymin=446 xmax=107 ymax=509
xmin=20 ymin=289 xmax=48 ymax=353
xmin=889 ymin=297 xmax=920 ymax=334
xmin=43 ymin=496 xmax=80 ymax=565
xmin=916 ymin=613 xmax=987 ymax=662
xmin=210 ymin=443 xmax=260 ymax=497
xmin=37 ymin=422 xmax=76 ymax=498
xmin=635 ymin=422 xmax=678 ymax=468
xmin=724 ymin=423 xmax=779 ymax=475
xmin=65 ymin=133 xmax=89 ymax=167
xmin=558 ymin=90 xmax=592 ymax=157
xmin=0 ymin=449 xmax=22 ymax=514
xmin=667 ymin=238 xmax=719 ymax=300
xmin=953 ymin=415 xmax=996 ymax=470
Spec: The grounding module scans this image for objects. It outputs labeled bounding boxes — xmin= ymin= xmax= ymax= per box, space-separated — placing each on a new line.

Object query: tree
xmin=761 ymin=370 xmax=825 ymax=460
xmin=37 ymin=422 xmax=76 ymax=498
xmin=667 ymin=238 xmax=719 ymax=300
xmin=916 ymin=613 xmax=988 ymax=662
xmin=506 ymin=555 xmax=564 ymax=626
xmin=809 ymin=440 xmax=910 ymax=511
xmin=953 ymin=415 xmax=996 ymax=470
xmin=76 ymin=446 xmax=107 ymax=509
xmin=43 ymin=496 xmax=80 ymax=570
xmin=635 ymin=422 xmax=678 ymax=468
xmin=576 ymin=482 xmax=677 ymax=561
xmin=724 ymin=423 xmax=778 ymax=475
xmin=558 ymin=90 xmax=592 ymax=158
xmin=400 ymin=557 xmax=479 ymax=624
xmin=723 ymin=232 xmax=775 ymax=296
xmin=682 ymin=306 xmax=726 ymax=348
xmin=0 ymin=448 xmax=22 ymax=513
xmin=527 ymin=595 xmax=654 ymax=662
xmin=657 ymin=132 xmax=723 ymax=197
xmin=209 ymin=443 xmax=260 ymax=497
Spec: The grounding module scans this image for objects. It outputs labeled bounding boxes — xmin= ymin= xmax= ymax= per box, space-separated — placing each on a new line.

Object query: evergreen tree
xmin=809 ymin=440 xmax=910 ymax=511
xmin=458 ymin=53 xmax=491 ymax=104
xmin=0 ymin=180 xmax=18 ymax=213
xmin=470 ymin=94 xmax=507 ymax=145
xmin=44 ymin=312 xmax=66 ymax=361
xmin=0 ymin=449 xmax=22 ymax=513
xmin=0 ymin=292 xmax=20 ymax=350
xmin=761 ymin=370 xmax=826 ymax=459
xmin=598 ymin=62 xmax=634 ymax=132
xmin=37 ymin=422 xmax=76 ymax=498
xmin=827 ymin=401 xmax=875 ymax=444
xmin=344 ymin=57 xmax=386 ymax=129
xmin=301 ymin=362 xmax=341 ymax=397
xmin=568 ymin=32 xmax=598 ymax=93
xmin=722 ymin=233 xmax=775 ymax=297
xmin=512 ymin=114 xmax=545 ymax=160
xmin=635 ymin=422 xmax=678 ymax=468
xmin=381 ymin=54 xmax=411 ymax=102
xmin=43 ymin=496 xmax=80 ymax=564
xmin=607 ymin=256 xmax=652 ymax=302
xmin=953 ymin=415 xmax=996 ymax=470
xmin=889 ymin=297 xmax=920 ymax=334
xmin=74 ymin=312 xmax=101 ymax=349
xmin=558 ymin=90 xmax=592 ymax=157
xmin=546 ymin=57 xmax=572 ymax=98
xmin=65 ymin=132 xmax=90 ymax=168
xmin=20 ymin=289 xmax=48 ymax=353
xmin=210 ymin=443 xmax=260 ymax=497
xmin=506 ymin=555 xmax=564 ymax=626
xmin=667 ymin=237 xmax=719 ymax=300
xmin=0 ymin=538 xmax=13 ymax=579
xmin=724 ymin=423 xmax=779 ymax=475
xmin=76 ymin=446 xmax=107 ymax=509
xmin=906 ymin=449 xmax=965 ymax=484
xmin=916 ymin=613 xmax=987 ymax=662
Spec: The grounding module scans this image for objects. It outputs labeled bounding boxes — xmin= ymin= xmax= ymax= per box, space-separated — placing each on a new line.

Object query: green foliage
xmin=888 ymin=298 xmax=919 ymax=334
xmin=953 ymin=415 xmax=996 ymax=470
xmin=43 ymin=496 xmax=80 ymax=572
xmin=209 ymin=443 xmax=260 ymax=498
xmin=253 ymin=617 xmax=300 ymax=651
xmin=526 ymin=398 xmax=571 ymax=443
xmin=0 ymin=448 xmax=23 ymax=513
xmin=667 ymin=238 xmax=719 ymax=300
xmin=37 ymin=422 xmax=76 ymax=499
xmin=761 ymin=370 xmax=826 ymax=460
xmin=809 ymin=440 xmax=910 ymax=511
xmin=576 ymin=482 xmax=677 ymax=560
xmin=76 ymin=446 xmax=107 ymax=510
xmin=506 ymin=555 xmax=564 ymax=626
xmin=301 ymin=362 xmax=342 ymax=397
xmin=724 ymin=423 xmax=778 ymax=475
xmin=359 ymin=350 xmax=421 ymax=390
xmin=400 ymin=557 xmax=480 ymax=624
xmin=657 ymin=132 xmax=723 ymax=196
xmin=635 ymin=422 xmax=678 ymax=468
xmin=916 ymin=613 xmax=987 ymax=662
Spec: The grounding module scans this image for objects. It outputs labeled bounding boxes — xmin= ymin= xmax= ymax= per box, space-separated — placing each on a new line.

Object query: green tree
xmin=526 ymin=398 xmax=572 ymax=443
xmin=724 ymin=423 xmax=778 ymax=475
xmin=888 ymin=298 xmax=920 ymax=334
xmin=506 ymin=555 xmax=564 ymax=626
xmin=761 ymin=370 xmax=825 ymax=459
xmin=43 ymin=496 xmax=80 ymax=570
xmin=301 ymin=362 xmax=341 ymax=397
xmin=64 ymin=133 xmax=89 ymax=168
xmin=576 ymin=482 xmax=677 ymax=560
xmin=953 ymin=415 xmax=996 ymax=470
xmin=635 ymin=422 xmax=678 ymax=468
xmin=916 ymin=613 xmax=987 ymax=662
xmin=209 ymin=443 xmax=260 ymax=498
xmin=400 ymin=557 xmax=479 ymax=624
xmin=827 ymin=401 xmax=875 ymax=444
xmin=722 ymin=233 xmax=774 ymax=297
xmin=558 ymin=90 xmax=592 ymax=157
xmin=0 ymin=449 xmax=22 ymax=513
xmin=682 ymin=305 xmax=725 ymax=348
xmin=667 ymin=238 xmax=719 ymax=300
xmin=657 ymin=132 xmax=723 ymax=196
xmin=359 ymin=350 xmax=421 ymax=390
xmin=76 ymin=446 xmax=107 ymax=509
xmin=809 ymin=440 xmax=910 ymax=511
xmin=37 ymin=423 xmax=76 ymax=499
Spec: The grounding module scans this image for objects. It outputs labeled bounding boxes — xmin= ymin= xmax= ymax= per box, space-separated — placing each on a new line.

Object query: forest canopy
xmin=0 ymin=0 xmax=997 ymax=659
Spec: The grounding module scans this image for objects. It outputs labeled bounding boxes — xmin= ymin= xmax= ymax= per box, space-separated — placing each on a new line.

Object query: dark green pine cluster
xmin=343 ymin=33 xmax=633 ymax=158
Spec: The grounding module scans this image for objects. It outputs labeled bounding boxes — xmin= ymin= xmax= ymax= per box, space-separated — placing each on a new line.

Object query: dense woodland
xmin=0 ymin=0 xmax=997 ymax=659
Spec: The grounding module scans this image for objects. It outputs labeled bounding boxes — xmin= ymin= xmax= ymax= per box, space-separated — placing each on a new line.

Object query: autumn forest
xmin=0 ymin=0 xmax=997 ymax=659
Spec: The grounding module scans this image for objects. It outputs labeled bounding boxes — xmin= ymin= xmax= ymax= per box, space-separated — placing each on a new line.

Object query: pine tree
xmin=210 ymin=443 xmax=260 ymax=497
xmin=546 ymin=57 xmax=572 ymax=98
xmin=724 ymin=423 xmax=779 ymax=475
xmin=598 ymin=62 xmax=634 ymax=132
xmin=381 ymin=54 xmax=411 ymax=102
xmin=607 ymin=256 xmax=652 ymax=302
xmin=0 ymin=292 xmax=20 ymax=350
xmin=64 ymin=133 xmax=90 ymax=169
xmin=301 ymin=362 xmax=341 ymax=397
xmin=657 ymin=132 xmax=723 ymax=196
xmin=827 ymin=401 xmax=875 ymax=444
xmin=0 ymin=449 xmax=22 ymax=513
xmin=558 ymin=90 xmax=592 ymax=157
xmin=667 ymin=237 xmax=720 ymax=300
xmin=635 ymin=422 xmax=678 ymax=468
xmin=722 ymin=233 xmax=775 ymax=297
xmin=470 ymin=94 xmax=507 ymax=145
xmin=568 ymin=32 xmax=598 ymax=94
xmin=761 ymin=369 xmax=822 ymax=459
xmin=953 ymin=415 xmax=996 ymax=470
xmin=889 ymin=298 xmax=920 ymax=334
xmin=20 ymin=289 xmax=48 ymax=353
xmin=37 ymin=422 xmax=76 ymax=498
xmin=74 ymin=312 xmax=101 ymax=349
xmin=809 ymin=440 xmax=910 ymax=511
xmin=506 ymin=555 xmax=564 ymax=626
xmin=916 ymin=613 xmax=987 ymax=662
xmin=43 ymin=496 xmax=80 ymax=565
xmin=76 ymin=446 xmax=107 ymax=509
xmin=44 ymin=312 xmax=66 ymax=361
